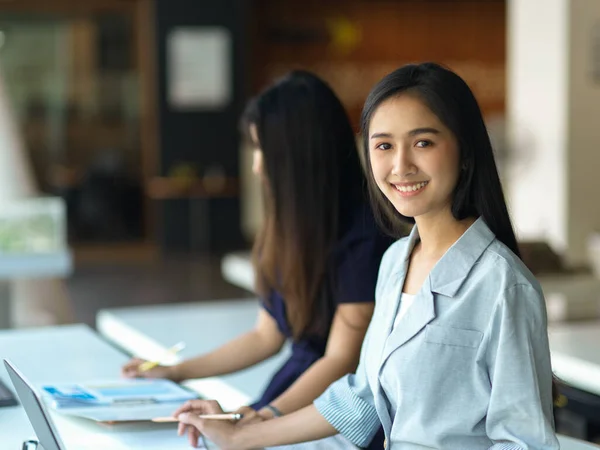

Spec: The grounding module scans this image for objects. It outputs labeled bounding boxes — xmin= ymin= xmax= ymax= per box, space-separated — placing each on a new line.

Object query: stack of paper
xmin=41 ymin=379 xmax=198 ymax=422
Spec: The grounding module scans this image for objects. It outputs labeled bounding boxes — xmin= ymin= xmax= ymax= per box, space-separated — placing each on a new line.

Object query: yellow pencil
xmin=138 ymin=341 xmax=186 ymax=372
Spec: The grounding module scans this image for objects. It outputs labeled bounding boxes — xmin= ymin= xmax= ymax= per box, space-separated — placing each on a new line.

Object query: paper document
xmin=42 ymin=378 xmax=197 ymax=408
xmin=41 ymin=378 xmax=198 ymax=422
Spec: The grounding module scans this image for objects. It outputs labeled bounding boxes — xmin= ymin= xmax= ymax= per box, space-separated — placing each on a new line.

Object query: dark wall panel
xmin=154 ymin=0 xmax=247 ymax=253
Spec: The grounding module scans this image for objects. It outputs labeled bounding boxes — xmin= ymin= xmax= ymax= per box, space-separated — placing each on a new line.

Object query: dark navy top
xmin=252 ymin=204 xmax=393 ymax=449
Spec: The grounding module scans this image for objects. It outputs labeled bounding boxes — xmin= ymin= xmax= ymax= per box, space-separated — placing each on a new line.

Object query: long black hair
xmin=242 ymin=70 xmax=366 ymax=338
xmin=360 ymin=62 xmax=520 ymax=258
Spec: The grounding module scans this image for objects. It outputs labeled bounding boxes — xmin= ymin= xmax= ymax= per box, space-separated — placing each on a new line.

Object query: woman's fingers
xmin=178 ymin=412 xmax=237 ymax=448
xmin=187 ymin=426 xmax=201 ymax=448
xmin=121 ymin=358 xmax=145 ymax=377
xmin=172 ymin=399 xmax=224 ymax=418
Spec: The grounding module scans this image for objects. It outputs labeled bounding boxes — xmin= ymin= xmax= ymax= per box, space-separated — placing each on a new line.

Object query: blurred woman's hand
xmin=121 ymin=358 xmax=177 ymax=380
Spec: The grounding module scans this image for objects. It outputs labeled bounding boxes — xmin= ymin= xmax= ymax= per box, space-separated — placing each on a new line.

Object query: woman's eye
xmin=375 ymin=142 xmax=392 ymax=150
xmin=415 ymin=140 xmax=432 ymax=148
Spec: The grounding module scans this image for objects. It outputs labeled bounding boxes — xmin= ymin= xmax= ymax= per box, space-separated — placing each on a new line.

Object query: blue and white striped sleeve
xmin=313 ymin=325 xmax=380 ymax=448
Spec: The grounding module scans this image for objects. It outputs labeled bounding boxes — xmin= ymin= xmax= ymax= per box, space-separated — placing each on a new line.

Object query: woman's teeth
xmin=395 ymin=181 xmax=428 ymax=193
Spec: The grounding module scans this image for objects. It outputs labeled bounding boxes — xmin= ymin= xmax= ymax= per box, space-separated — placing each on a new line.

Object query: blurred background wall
xmin=1 ymin=0 xmax=598 ymax=276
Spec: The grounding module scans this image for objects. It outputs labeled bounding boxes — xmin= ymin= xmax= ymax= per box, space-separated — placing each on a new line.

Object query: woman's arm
xmin=177 ymin=401 xmax=337 ymax=449
xmin=174 ymin=306 xmax=382 ymax=450
xmin=171 ymin=308 xmax=285 ymax=381
xmin=234 ymin=404 xmax=338 ymax=448
xmin=260 ymin=302 xmax=374 ymax=416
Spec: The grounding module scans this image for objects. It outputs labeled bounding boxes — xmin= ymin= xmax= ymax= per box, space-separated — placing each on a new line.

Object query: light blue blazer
xmin=314 ymin=218 xmax=559 ymax=449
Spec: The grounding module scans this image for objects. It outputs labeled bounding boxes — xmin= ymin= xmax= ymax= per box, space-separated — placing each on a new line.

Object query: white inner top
xmin=392 ymin=292 xmax=416 ymax=331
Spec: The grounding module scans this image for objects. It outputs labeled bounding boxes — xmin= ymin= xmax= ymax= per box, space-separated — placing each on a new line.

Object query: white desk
xmin=541 ymin=274 xmax=600 ymax=322
xmin=0 ymin=324 xmax=195 ymax=449
xmin=97 ymin=298 xmax=291 ymax=408
xmin=560 ymin=436 xmax=600 ymax=449
xmin=549 ymin=320 xmax=600 ymax=397
xmin=1 ymin=323 xmax=588 ymax=449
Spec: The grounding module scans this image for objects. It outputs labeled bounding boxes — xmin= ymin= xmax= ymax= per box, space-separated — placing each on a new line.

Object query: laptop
xmin=4 ymin=359 xmax=66 ymax=450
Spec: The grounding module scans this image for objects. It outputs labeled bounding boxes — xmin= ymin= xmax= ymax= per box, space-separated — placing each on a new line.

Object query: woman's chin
xmin=391 ymin=203 xmax=422 ymax=219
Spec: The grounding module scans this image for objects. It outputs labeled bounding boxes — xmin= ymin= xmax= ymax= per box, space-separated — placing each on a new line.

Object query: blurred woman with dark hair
xmin=124 ymin=70 xmax=391 ymax=449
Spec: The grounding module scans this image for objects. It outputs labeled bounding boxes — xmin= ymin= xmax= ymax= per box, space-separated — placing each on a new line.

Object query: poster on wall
xmin=167 ymin=27 xmax=231 ymax=110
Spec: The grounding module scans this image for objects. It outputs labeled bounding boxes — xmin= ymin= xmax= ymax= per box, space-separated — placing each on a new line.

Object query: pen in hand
xmin=152 ymin=413 xmax=243 ymax=423
xmin=138 ymin=342 xmax=186 ymax=372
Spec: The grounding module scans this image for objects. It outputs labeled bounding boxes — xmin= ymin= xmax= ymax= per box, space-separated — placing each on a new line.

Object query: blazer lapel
xmin=373 ymin=384 xmax=393 ymax=440
xmin=368 ymin=231 xmax=415 ymax=439
xmin=379 ymin=277 xmax=436 ymax=368
xmin=379 ymin=262 xmax=407 ymax=340
xmin=372 ymin=278 xmax=436 ymax=437
xmin=369 ymin=264 xmax=406 ymax=436
xmin=376 ymin=225 xmax=420 ymax=344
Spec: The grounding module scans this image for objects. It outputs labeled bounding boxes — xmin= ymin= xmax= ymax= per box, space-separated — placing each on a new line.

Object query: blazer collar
xmin=393 ymin=217 xmax=496 ymax=298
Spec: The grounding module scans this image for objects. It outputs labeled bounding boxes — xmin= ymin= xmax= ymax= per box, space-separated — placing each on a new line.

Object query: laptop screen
xmin=4 ymin=359 xmax=65 ymax=450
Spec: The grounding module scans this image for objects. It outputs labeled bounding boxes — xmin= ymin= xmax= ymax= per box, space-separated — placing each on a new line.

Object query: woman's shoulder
xmin=468 ymin=241 xmax=550 ymax=331
xmin=383 ymin=234 xmax=411 ymax=256
xmin=375 ymin=235 xmax=410 ymax=274
xmin=477 ymin=239 xmax=543 ymax=296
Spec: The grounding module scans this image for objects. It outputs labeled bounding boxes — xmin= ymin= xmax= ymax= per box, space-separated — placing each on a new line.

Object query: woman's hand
xmin=234 ymin=405 xmax=266 ymax=426
xmin=173 ymin=400 xmax=239 ymax=449
xmin=121 ymin=358 xmax=178 ymax=380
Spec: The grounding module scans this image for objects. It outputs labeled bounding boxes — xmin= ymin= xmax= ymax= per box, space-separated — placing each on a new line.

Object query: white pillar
xmin=506 ymin=0 xmax=600 ymax=267
xmin=0 ymin=61 xmax=73 ymax=327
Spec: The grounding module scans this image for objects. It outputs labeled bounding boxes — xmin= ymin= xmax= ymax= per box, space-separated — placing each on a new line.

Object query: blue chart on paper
xmin=90 ymin=383 xmax=173 ymax=397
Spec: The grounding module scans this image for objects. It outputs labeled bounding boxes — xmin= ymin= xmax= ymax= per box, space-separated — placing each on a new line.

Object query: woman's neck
xmin=413 ymin=210 xmax=476 ymax=260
